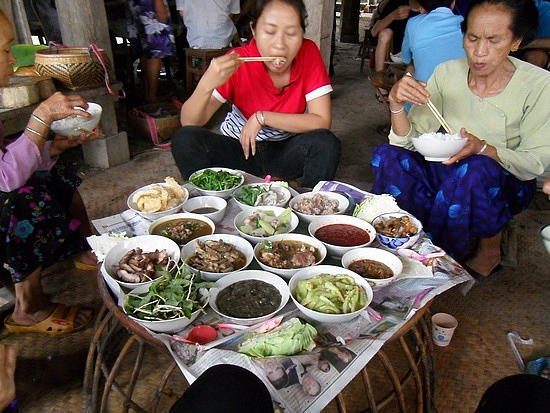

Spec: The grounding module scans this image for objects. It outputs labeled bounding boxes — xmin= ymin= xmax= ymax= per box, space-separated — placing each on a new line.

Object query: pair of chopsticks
xmin=405 ymin=73 xmax=454 ymax=134
xmin=237 ymin=56 xmax=286 ymax=63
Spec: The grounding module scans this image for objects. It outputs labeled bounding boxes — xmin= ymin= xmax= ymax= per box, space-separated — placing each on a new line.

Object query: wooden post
xmin=304 ymin=0 xmax=335 ymax=71
xmin=340 ymin=0 xmax=360 ymax=43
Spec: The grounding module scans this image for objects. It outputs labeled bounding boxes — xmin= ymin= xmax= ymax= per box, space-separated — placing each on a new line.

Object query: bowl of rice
xmin=411 ymin=132 xmax=467 ymax=162
xmin=50 ymin=102 xmax=102 ymax=137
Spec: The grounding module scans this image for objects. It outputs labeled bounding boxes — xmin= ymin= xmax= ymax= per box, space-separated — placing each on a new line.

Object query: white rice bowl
xmin=411 ymin=132 xmax=467 ymax=162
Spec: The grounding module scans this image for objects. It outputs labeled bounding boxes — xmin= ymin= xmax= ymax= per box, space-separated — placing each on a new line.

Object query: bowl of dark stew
xmin=254 ymin=233 xmax=327 ymax=280
xmin=308 ymin=215 xmax=376 ymax=258
xmin=208 ymin=270 xmax=290 ymax=325
xmin=341 ymin=247 xmax=403 ymax=288
xmin=148 ymin=213 xmax=215 ymax=245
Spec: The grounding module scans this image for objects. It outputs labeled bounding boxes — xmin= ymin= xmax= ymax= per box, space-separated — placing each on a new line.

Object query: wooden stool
xmin=185 ymin=48 xmax=228 ymax=96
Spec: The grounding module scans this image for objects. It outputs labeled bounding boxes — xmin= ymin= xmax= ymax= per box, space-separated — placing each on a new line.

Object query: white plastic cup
xmin=431 ymin=313 xmax=458 ymax=347
xmin=540 ymin=224 xmax=550 ymax=255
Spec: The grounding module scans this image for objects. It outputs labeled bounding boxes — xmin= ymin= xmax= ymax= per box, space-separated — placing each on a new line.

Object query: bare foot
xmin=74 ymin=250 xmax=98 ymax=266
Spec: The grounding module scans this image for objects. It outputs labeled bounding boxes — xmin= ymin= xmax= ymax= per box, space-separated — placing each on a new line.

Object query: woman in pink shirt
xmin=0 ymin=10 xmax=101 ymax=335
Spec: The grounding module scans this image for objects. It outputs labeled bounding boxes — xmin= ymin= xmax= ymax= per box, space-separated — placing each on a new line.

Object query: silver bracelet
xmin=390 ymin=106 xmax=404 ymax=114
xmin=259 ymin=111 xmax=266 ymax=126
xmin=26 ymin=126 xmax=48 ymax=140
xmin=31 ymin=113 xmax=50 ymax=128
xmin=477 ymin=141 xmax=487 ymax=154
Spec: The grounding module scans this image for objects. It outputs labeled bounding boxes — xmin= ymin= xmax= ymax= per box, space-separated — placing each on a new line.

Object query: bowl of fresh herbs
xmin=122 ymin=263 xmax=214 ymax=333
xmin=188 ymin=167 xmax=244 ymax=199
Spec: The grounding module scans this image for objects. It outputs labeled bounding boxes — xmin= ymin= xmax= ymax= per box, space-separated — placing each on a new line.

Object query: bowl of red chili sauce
xmin=308 ymin=215 xmax=376 ymax=258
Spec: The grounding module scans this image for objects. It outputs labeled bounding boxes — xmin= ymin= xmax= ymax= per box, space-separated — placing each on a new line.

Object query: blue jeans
xmin=171 ymin=126 xmax=341 ymax=188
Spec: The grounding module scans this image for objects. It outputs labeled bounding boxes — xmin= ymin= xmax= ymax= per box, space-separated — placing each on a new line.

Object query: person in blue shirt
xmin=520 ymin=0 xmax=550 ymax=67
xmin=401 ymin=0 xmax=466 ymax=83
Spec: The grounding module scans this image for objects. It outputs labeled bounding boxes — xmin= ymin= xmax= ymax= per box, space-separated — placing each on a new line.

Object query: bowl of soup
xmin=182 ymin=196 xmax=227 ymax=224
xmin=234 ymin=206 xmax=299 ymax=245
xmin=308 ymin=215 xmax=376 ymax=258
xmin=341 ymin=247 xmax=403 ymax=288
xmin=148 ymin=213 xmax=215 ymax=245
xmin=208 ymin=270 xmax=290 ymax=325
xmin=371 ymin=211 xmax=422 ymax=250
xmin=254 ymin=233 xmax=327 ymax=280
xmin=181 ymin=234 xmax=254 ymax=281
xmin=232 ymin=183 xmax=292 ymax=214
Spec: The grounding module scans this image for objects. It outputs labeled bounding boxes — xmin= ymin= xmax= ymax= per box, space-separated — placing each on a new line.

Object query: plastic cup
xmin=431 ymin=313 xmax=458 ymax=347
xmin=540 ymin=224 xmax=550 ymax=255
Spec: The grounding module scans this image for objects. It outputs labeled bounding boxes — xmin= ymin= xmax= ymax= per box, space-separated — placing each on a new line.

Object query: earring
xmin=511 ymin=44 xmax=519 ymax=52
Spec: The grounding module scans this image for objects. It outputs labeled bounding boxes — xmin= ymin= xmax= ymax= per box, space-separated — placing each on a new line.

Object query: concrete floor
xmin=1 ymin=39 xmax=549 ymax=412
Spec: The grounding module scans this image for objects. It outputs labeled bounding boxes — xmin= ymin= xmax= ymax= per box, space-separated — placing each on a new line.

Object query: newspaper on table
xmin=96 ymin=179 xmax=473 ymax=413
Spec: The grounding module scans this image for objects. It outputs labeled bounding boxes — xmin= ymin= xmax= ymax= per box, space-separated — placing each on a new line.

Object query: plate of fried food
xmin=128 ymin=177 xmax=189 ymax=220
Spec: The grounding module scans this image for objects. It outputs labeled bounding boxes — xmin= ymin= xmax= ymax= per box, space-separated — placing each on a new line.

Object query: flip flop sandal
xmin=3 ymin=303 xmax=92 ymax=335
xmin=463 ymin=263 xmax=504 ymax=283
xmin=74 ymin=259 xmax=100 ymax=272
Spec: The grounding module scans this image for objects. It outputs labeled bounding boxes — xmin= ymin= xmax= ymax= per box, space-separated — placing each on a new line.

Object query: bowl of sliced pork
xmin=101 ymin=235 xmax=181 ymax=290
xmin=289 ymin=191 xmax=349 ymax=224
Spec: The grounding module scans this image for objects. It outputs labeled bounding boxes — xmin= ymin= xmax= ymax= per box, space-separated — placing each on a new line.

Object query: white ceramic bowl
xmin=308 ymin=215 xmax=376 ymax=258
xmin=188 ymin=167 xmax=245 ymax=199
xmin=182 ymin=196 xmax=227 ymax=224
xmin=289 ymin=191 xmax=349 ymax=224
xmin=123 ymin=284 xmax=209 ymax=333
xmin=101 ymin=234 xmax=181 ymax=290
xmin=148 ymin=213 xmax=215 ymax=245
xmin=208 ymin=270 xmax=290 ymax=325
xmin=371 ymin=211 xmax=423 ymax=250
xmin=288 ymin=265 xmax=373 ymax=323
xmin=127 ymin=182 xmax=189 ymax=221
xmin=232 ymin=183 xmax=292 ymax=214
xmin=390 ymin=52 xmax=403 ymax=64
xmin=253 ymin=233 xmax=327 ymax=280
xmin=234 ymin=206 xmax=299 ymax=245
xmin=411 ymin=132 xmax=467 ymax=162
xmin=181 ymin=234 xmax=254 ymax=281
xmin=341 ymin=247 xmax=403 ymax=288
xmin=50 ymin=102 xmax=102 ymax=137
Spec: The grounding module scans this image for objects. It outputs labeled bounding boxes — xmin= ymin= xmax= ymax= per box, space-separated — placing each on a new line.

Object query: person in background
xmin=0 ymin=10 xmax=100 ymax=335
xmin=401 ymin=0 xmax=466 ymax=83
xmin=518 ymin=0 xmax=550 ymax=68
xmin=371 ymin=0 xmax=550 ymax=280
xmin=370 ymin=0 xmax=419 ymax=99
xmin=125 ymin=0 xmax=175 ymax=104
xmin=0 ymin=345 xmax=16 ymax=412
xmin=176 ymin=0 xmax=242 ymax=49
xmin=171 ymin=0 xmax=340 ymax=189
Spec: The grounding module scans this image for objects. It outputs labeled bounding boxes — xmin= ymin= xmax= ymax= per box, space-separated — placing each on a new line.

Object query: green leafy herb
xmin=233 ymin=184 xmax=269 ymax=206
xmin=189 ymin=169 xmax=242 ymax=191
xmin=123 ymin=263 xmax=214 ymax=321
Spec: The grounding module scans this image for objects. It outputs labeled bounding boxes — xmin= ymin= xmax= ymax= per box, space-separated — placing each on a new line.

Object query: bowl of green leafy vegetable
xmin=234 ymin=206 xmax=299 ymax=245
xmin=232 ymin=183 xmax=292 ymax=214
xmin=188 ymin=167 xmax=244 ymax=199
xmin=289 ymin=265 xmax=373 ymax=323
xmin=122 ymin=264 xmax=213 ymax=333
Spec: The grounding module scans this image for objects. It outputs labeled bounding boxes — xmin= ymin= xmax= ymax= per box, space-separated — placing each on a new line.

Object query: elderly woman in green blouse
xmin=371 ymin=0 xmax=550 ymax=280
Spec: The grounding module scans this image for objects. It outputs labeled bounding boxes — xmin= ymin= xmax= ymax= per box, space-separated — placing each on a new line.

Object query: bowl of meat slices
xmin=101 ymin=235 xmax=180 ymax=290
xmin=289 ymin=191 xmax=349 ymax=224
xmin=181 ymin=234 xmax=254 ymax=281
xmin=254 ymin=233 xmax=327 ymax=280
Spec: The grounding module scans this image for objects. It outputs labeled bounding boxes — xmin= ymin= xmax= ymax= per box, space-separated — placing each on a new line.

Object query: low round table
xmin=85 ymin=271 xmax=436 ymax=413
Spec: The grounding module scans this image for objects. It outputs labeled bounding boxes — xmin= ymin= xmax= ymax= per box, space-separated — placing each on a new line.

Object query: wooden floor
xmin=1 ymin=41 xmax=549 ymax=413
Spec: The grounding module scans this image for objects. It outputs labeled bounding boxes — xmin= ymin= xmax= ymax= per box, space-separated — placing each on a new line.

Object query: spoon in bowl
xmin=397 ymin=248 xmax=446 ymax=262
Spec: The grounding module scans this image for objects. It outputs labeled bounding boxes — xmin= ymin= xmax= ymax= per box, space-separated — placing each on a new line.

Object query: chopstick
xmin=237 ymin=56 xmax=286 ymax=63
xmin=405 ymin=73 xmax=454 ymax=134
xmin=426 ymin=100 xmax=454 ymax=134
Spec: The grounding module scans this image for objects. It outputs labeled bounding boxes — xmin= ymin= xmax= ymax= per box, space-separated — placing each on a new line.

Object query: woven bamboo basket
xmin=128 ymin=103 xmax=181 ymax=144
xmin=34 ymin=47 xmax=111 ymax=90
